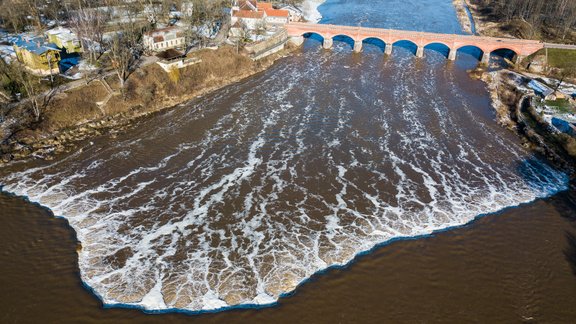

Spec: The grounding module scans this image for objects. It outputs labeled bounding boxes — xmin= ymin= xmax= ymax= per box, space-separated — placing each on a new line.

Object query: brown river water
xmin=1 ymin=0 xmax=576 ymax=322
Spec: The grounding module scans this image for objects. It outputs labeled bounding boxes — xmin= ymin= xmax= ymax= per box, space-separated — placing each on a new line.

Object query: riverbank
xmin=462 ymin=0 xmax=576 ymax=43
xmin=457 ymin=0 xmax=576 ymax=77
xmin=0 ymin=44 xmax=298 ymax=165
xmin=459 ymin=0 xmax=508 ymax=38
xmin=455 ymin=0 xmax=576 ymax=173
xmin=451 ymin=0 xmax=473 ymax=34
xmin=480 ymin=68 xmax=576 ymax=174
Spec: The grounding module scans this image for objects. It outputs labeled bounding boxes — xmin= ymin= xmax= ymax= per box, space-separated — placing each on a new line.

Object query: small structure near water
xmin=551 ymin=117 xmax=576 ymax=136
xmin=528 ymin=80 xmax=555 ymax=100
xmin=155 ymin=49 xmax=201 ymax=72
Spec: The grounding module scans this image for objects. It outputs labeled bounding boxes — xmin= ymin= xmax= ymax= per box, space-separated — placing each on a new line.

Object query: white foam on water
xmin=0 ymin=44 xmax=571 ymax=313
xmin=140 ymin=277 xmax=167 ymax=310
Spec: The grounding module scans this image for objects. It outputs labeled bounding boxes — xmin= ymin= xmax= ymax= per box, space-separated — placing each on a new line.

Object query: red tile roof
xmin=257 ymin=3 xmax=273 ymax=9
xmin=264 ymin=8 xmax=289 ymax=18
xmin=232 ymin=9 xmax=265 ymax=19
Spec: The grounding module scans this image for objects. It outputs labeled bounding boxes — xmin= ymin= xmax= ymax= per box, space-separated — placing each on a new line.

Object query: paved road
xmin=544 ymin=43 xmax=576 ymax=50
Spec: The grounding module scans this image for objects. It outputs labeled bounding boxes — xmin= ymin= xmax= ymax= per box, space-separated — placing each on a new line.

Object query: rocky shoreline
xmin=0 ymin=45 xmax=299 ymax=166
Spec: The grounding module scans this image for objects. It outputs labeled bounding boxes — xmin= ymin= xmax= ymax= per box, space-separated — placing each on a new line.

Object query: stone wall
xmin=245 ymin=29 xmax=288 ymax=60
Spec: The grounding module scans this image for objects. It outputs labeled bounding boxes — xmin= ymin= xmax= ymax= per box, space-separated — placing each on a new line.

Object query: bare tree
xmin=183 ymin=0 xmax=227 ymax=50
xmin=0 ymin=0 xmax=28 ymax=31
xmin=254 ymin=19 xmax=267 ymax=40
xmin=69 ymin=1 xmax=108 ymax=64
xmin=0 ymin=55 xmax=19 ymax=101
xmin=472 ymin=0 xmax=576 ymax=41
xmin=108 ymin=25 xmax=142 ymax=97
xmin=11 ymin=64 xmax=41 ymax=121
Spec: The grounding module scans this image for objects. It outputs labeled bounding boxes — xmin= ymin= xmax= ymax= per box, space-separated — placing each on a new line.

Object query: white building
xmin=143 ymin=27 xmax=185 ymax=52
xmin=279 ymin=4 xmax=303 ymax=22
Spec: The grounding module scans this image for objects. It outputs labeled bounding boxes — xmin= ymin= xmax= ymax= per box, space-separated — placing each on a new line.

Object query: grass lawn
xmin=545 ymin=98 xmax=574 ymax=114
xmin=524 ymin=48 xmax=576 ymax=77
xmin=546 ymin=48 xmax=576 ymax=69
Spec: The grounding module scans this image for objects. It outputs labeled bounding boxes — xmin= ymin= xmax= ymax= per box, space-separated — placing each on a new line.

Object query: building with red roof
xmin=230 ymin=0 xmax=290 ymax=31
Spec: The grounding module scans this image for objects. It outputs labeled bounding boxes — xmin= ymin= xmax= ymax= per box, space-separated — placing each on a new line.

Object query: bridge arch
xmin=361 ymin=37 xmax=387 ymax=52
xmin=489 ymin=47 xmax=519 ymax=58
xmin=331 ymin=34 xmax=356 ymax=50
xmin=392 ymin=39 xmax=419 ymax=56
xmin=423 ymin=42 xmax=451 ymax=59
xmin=489 ymin=47 xmax=520 ymax=66
xmin=455 ymin=45 xmax=485 ymax=61
xmin=302 ymin=32 xmax=325 ymax=42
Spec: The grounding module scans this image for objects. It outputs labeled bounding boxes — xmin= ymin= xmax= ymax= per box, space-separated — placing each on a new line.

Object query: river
xmin=1 ymin=0 xmax=576 ymax=322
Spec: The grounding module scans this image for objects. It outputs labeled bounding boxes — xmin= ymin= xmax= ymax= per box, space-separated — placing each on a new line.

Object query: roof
xmin=145 ymin=26 xmax=181 ymax=37
xmin=238 ymin=0 xmax=257 ymax=10
xmin=13 ymin=36 xmax=60 ymax=55
xmin=156 ymin=48 xmax=184 ymax=61
xmin=45 ymin=27 xmax=78 ymax=43
xmin=528 ymin=80 xmax=554 ymax=97
xmin=263 ymin=8 xmax=289 ymax=18
xmin=279 ymin=5 xmax=303 ymax=14
xmin=256 ymin=3 xmax=273 ymax=10
xmin=232 ymin=9 xmax=265 ymax=19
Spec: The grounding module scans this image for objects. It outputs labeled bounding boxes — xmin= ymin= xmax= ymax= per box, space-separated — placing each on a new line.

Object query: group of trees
xmin=0 ymin=0 xmax=232 ymax=109
xmin=472 ymin=0 xmax=576 ymax=40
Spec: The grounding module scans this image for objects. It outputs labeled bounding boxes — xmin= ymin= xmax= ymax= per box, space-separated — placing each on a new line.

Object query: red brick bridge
xmin=285 ymin=22 xmax=549 ymax=64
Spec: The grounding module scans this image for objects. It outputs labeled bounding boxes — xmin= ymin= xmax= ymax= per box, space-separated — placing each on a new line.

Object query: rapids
xmin=0 ymin=0 xmax=569 ymax=313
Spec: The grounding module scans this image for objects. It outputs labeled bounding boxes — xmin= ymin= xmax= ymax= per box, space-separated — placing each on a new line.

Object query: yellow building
xmin=13 ymin=36 xmax=61 ymax=76
xmin=45 ymin=27 xmax=82 ymax=54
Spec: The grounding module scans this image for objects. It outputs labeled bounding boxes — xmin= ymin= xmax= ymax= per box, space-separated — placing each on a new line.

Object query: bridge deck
xmin=288 ymin=22 xmax=542 ymax=47
xmin=285 ymin=22 xmax=563 ymax=57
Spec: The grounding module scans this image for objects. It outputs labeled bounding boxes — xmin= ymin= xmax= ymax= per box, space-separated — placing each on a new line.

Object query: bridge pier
xmin=385 ymin=45 xmax=393 ymax=55
xmin=289 ymin=36 xmax=304 ymax=46
xmin=323 ymin=38 xmax=333 ymax=49
xmin=516 ymin=55 xmax=526 ymax=65
xmin=416 ymin=46 xmax=424 ymax=58
xmin=448 ymin=48 xmax=457 ymax=61
xmin=353 ymin=41 xmax=362 ymax=53
xmin=481 ymin=52 xmax=491 ymax=65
